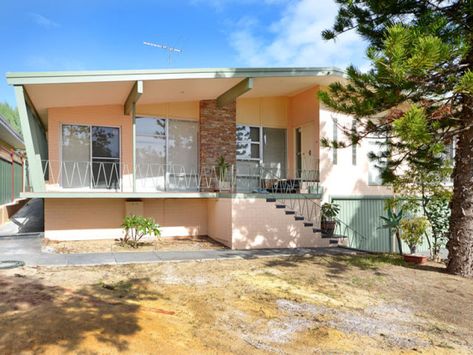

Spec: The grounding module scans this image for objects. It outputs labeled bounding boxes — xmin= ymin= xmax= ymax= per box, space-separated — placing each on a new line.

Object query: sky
xmin=0 ymin=0 xmax=369 ymax=106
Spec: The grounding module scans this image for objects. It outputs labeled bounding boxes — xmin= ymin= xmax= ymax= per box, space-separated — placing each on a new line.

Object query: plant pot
xmin=403 ymin=254 xmax=428 ymax=265
xmin=321 ymin=220 xmax=336 ymax=238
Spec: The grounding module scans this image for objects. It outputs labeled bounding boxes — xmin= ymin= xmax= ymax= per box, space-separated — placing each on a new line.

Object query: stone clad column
xmin=199 ymin=99 xmax=236 ymax=190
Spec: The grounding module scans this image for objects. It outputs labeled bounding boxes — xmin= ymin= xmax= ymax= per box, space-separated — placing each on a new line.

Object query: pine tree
xmin=320 ymin=1 xmax=473 ymax=276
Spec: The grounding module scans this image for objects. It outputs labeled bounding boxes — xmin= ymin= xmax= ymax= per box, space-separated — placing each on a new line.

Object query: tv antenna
xmin=143 ymin=41 xmax=183 ymax=64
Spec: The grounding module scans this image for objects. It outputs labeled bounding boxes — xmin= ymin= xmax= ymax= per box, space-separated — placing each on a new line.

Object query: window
xmin=135 ymin=117 xmax=198 ymax=191
xmin=367 ymin=137 xmax=386 ymax=185
xmin=136 ymin=118 xmax=166 ymax=191
xmin=236 ymin=125 xmax=261 ymax=160
xmin=61 ymin=124 xmax=120 ymax=189
xmin=236 ymin=125 xmax=287 ymax=191
xmin=333 ymin=117 xmax=338 ymax=164
xmin=263 ymin=127 xmax=286 ymax=178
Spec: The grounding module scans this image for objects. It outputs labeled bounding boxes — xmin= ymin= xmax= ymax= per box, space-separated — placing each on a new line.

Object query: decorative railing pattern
xmin=40 ymin=160 xmax=320 ymax=193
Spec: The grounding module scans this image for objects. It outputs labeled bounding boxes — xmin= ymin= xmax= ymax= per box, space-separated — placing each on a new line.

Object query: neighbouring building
xmin=0 ymin=113 xmax=26 ymax=225
xmin=6 ymin=67 xmax=391 ymax=249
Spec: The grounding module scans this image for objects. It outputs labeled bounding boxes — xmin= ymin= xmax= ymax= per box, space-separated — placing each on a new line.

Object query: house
xmin=0 ymin=113 xmax=26 ymax=225
xmin=6 ymin=67 xmax=391 ymax=249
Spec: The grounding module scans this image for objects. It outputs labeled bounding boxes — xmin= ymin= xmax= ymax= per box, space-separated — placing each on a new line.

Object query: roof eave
xmin=0 ymin=115 xmax=24 ymax=149
xmin=6 ymin=66 xmax=345 ymax=86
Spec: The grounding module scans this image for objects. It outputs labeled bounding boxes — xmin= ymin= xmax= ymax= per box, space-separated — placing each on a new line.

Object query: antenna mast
xmin=143 ymin=41 xmax=183 ymax=64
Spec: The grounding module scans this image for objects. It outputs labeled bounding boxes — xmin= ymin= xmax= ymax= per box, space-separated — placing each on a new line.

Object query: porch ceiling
xmin=9 ymin=67 xmax=345 ymax=126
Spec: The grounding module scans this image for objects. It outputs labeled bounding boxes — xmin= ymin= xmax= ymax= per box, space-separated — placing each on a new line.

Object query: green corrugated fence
xmin=332 ymin=196 xmax=431 ymax=254
xmin=0 ymin=156 xmax=23 ymax=206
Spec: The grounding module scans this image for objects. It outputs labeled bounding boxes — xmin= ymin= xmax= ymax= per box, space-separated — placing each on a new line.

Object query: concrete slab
xmin=156 ymin=250 xmax=223 ymax=261
xmin=0 ymin=199 xmax=44 ymax=236
xmin=0 ymin=253 xmax=67 ymax=266
xmin=114 ymin=252 xmax=160 ymax=264
xmin=65 ymin=253 xmax=116 ymax=266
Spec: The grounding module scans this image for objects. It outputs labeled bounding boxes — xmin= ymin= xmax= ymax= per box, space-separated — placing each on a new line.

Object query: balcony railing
xmin=38 ymin=160 xmax=320 ymax=194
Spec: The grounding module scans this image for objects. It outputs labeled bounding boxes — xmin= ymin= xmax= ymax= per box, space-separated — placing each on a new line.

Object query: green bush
xmin=121 ymin=215 xmax=161 ymax=248
xmin=400 ymin=217 xmax=429 ymax=254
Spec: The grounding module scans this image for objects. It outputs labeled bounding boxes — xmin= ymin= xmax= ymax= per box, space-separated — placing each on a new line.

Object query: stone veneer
xmin=199 ymin=99 xmax=236 ymax=171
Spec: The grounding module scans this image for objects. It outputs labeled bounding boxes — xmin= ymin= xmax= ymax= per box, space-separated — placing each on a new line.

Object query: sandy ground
xmin=1 ymin=254 xmax=472 ymax=354
xmin=43 ymin=236 xmax=226 ymax=253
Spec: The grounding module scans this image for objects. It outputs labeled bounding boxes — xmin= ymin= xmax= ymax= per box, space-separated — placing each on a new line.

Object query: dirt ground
xmin=1 ymin=254 xmax=472 ymax=354
xmin=43 ymin=236 xmax=226 ymax=253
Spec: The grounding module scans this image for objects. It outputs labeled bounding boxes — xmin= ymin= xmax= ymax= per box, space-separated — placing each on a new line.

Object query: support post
xmin=14 ymin=85 xmax=45 ymax=192
xmin=124 ymin=81 xmax=143 ymax=192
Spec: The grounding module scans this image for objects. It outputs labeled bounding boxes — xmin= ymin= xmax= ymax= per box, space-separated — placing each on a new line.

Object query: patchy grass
xmin=340 ymin=253 xmax=407 ymax=269
xmin=0 ymin=254 xmax=472 ymax=354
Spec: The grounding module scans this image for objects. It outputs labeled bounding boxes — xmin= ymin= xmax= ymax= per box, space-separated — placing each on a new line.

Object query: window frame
xmin=60 ymin=123 xmax=122 ymax=190
xmin=135 ymin=116 xmax=200 ymax=191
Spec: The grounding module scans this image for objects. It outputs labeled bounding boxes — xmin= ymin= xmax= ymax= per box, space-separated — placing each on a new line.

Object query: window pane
xmin=236 ymin=161 xmax=260 ymax=192
xmin=237 ymin=142 xmax=251 ymax=159
xmin=136 ymin=135 xmax=166 ymax=191
xmin=368 ymin=138 xmax=384 ymax=185
xmin=92 ymin=126 xmax=120 ymax=159
xmin=61 ymin=125 xmax=90 ymax=188
xmin=263 ymin=128 xmax=286 ymax=178
xmin=251 ymin=144 xmax=260 ymax=159
xmin=168 ymin=120 xmax=198 ymax=191
xmin=92 ymin=159 xmax=120 ymax=189
xmin=250 ymin=127 xmax=260 ymax=142
xmin=136 ymin=117 xmax=166 ymax=136
xmin=236 ymin=125 xmax=250 ymax=141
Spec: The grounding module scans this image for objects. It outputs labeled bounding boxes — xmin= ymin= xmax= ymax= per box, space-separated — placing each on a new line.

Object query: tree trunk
xmin=447 ymin=100 xmax=473 ymax=277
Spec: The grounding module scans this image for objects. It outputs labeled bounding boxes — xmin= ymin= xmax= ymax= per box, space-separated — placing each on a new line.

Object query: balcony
xmin=31 ymin=160 xmax=320 ymax=197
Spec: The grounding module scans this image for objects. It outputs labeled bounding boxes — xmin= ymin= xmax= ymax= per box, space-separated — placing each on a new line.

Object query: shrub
xmin=121 ymin=215 xmax=161 ymax=248
xmin=400 ymin=217 xmax=429 ymax=254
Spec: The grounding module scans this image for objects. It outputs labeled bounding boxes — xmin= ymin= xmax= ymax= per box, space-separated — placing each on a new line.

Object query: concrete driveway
xmin=0 ymin=198 xmax=44 ymax=236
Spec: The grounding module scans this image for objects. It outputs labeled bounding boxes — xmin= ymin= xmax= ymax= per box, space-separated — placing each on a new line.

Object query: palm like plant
xmin=379 ymin=207 xmax=404 ymax=255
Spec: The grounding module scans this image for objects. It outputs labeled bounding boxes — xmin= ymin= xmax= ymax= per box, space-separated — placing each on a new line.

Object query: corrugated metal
xmin=13 ymin=162 xmax=22 ymax=199
xmin=333 ymin=197 xmax=431 ymax=253
xmin=0 ymin=157 xmax=23 ymax=205
xmin=0 ymin=158 xmax=13 ymax=205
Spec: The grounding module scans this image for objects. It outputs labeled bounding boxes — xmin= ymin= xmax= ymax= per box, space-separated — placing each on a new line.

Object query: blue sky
xmin=0 ymin=0 xmax=368 ymax=106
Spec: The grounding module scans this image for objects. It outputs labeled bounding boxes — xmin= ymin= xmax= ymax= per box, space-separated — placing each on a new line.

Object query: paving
xmin=0 ymin=234 xmax=358 ymax=267
xmin=0 ymin=198 xmax=44 ymax=236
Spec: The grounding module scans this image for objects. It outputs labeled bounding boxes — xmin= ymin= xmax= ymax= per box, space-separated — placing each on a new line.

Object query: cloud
xmin=190 ymin=0 xmax=287 ymax=12
xmin=229 ymin=0 xmax=368 ymax=69
xmin=29 ymin=13 xmax=60 ymax=29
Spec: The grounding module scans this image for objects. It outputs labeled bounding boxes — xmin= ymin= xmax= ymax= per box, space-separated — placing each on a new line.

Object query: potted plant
xmin=400 ymin=216 xmax=429 ymax=264
xmin=215 ymin=156 xmax=231 ymax=192
xmin=321 ymin=203 xmax=340 ymax=237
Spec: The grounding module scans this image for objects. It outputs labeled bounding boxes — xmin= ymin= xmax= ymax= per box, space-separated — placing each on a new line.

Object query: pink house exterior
xmin=7 ymin=67 xmax=391 ymax=249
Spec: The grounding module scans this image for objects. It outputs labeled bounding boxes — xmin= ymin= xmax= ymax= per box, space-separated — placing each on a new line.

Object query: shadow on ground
xmin=0 ymin=273 xmax=163 ymax=354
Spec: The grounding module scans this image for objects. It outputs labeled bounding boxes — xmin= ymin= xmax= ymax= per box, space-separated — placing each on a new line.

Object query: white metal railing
xmin=39 ymin=160 xmax=320 ymax=193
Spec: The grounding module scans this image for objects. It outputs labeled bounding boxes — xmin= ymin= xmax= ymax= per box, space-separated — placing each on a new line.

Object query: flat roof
xmin=6 ymin=67 xmax=345 ymax=85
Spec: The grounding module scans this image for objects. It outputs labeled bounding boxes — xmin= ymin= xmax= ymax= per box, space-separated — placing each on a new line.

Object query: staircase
xmin=265 ymin=197 xmax=347 ymax=247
